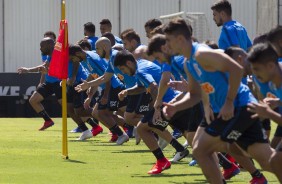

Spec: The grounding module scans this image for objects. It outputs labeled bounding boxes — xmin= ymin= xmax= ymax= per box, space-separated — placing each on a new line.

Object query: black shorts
xmin=98 ymin=86 xmax=126 ymax=111
xmin=274 ymin=125 xmax=282 ymax=137
xmin=261 ymin=119 xmax=271 ymax=131
xmin=126 ymin=94 xmax=142 ymax=113
xmin=67 ymin=85 xmax=84 ymax=108
xmin=37 ymin=82 xmax=62 ymax=100
xmin=135 ymin=92 xmax=152 ymax=115
xmin=205 ymin=106 xmax=268 ymax=151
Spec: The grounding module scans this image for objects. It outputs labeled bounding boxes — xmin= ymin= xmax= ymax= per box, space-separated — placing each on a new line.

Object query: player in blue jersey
xmin=99 ymin=19 xmax=123 ymax=44
xmin=69 ymin=44 xmax=129 ymax=145
xmin=211 ymin=0 xmax=252 ymax=51
xmin=18 ymin=38 xmax=60 ymax=131
xmin=247 ymin=43 xmax=282 ymax=182
xmin=163 ymin=18 xmax=274 ymax=184
xmin=267 ymin=26 xmax=282 ymax=58
xmin=144 ymin=18 xmax=162 ymax=39
xmin=114 ymin=50 xmax=189 ymax=175
xmin=84 ymin=22 xmax=99 ymax=51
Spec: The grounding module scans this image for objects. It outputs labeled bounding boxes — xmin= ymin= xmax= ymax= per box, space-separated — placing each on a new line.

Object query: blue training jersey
xmin=219 ymin=20 xmax=252 ymax=51
xmin=106 ymin=49 xmax=137 ymax=88
xmin=170 ymin=55 xmax=187 ymax=80
xmin=115 ymin=36 xmax=123 ymax=44
xmin=135 ymin=59 xmax=179 ymax=103
xmin=45 ymin=56 xmax=61 ymax=83
xmin=87 ymin=36 xmax=99 ymax=51
xmin=68 ymin=61 xmax=89 ymax=85
xmin=186 ymin=42 xmax=256 ymax=113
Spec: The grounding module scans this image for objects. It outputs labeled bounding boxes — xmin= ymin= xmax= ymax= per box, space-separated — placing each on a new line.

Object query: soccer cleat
xmin=38 ymin=120 xmax=54 ymax=131
xmin=125 ymin=126 xmax=134 ymax=138
xmin=189 ymin=159 xmax=198 ymax=166
xmin=249 ymin=174 xmax=268 ymax=184
xmin=223 ymin=163 xmax=240 ymax=180
xmin=69 ymin=126 xmax=82 ymax=133
xmin=109 ymin=133 xmax=118 ymax=142
xmin=147 ymin=158 xmax=171 ymax=175
xmin=91 ymin=125 xmax=103 ymax=136
xmin=171 ymin=128 xmax=182 ymax=139
xmin=182 ymin=140 xmax=189 ymax=149
xmin=76 ymin=130 xmax=93 ymax=141
xmin=158 ymin=137 xmax=169 ymax=150
xmin=169 ymin=149 xmax=189 ymax=163
xmin=116 ymin=133 xmax=129 ymax=145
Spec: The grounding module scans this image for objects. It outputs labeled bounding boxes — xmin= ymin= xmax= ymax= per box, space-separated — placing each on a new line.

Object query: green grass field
xmin=0 ymin=118 xmax=279 ymax=184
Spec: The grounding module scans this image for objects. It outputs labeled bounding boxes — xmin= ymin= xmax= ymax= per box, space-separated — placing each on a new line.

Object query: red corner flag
xmin=48 ymin=20 xmax=69 ymax=79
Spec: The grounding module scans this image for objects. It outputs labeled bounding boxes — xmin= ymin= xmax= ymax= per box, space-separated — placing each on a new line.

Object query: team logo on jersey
xmin=117 ymin=73 xmax=124 ymax=81
xmin=91 ymin=73 xmax=99 ymax=79
xmin=201 ymin=82 xmax=215 ymax=94
xmin=193 ymin=63 xmax=202 ymax=77
xmin=266 ymin=92 xmax=277 ymax=98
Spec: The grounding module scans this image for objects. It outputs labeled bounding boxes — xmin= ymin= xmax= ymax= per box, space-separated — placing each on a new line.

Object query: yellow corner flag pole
xmin=61 ymin=0 xmax=68 ymax=159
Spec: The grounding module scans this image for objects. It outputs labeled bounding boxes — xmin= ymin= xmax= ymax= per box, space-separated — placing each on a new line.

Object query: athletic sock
xmin=38 ymin=110 xmax=51 ymax=121
xmin=170 ymin=138 xmax=185 ymax=152
xmin=218 ymin=153 xmax=232 ymax=169
xmin=78 ymin=123 xmax=88 ymax=132
xmin=251 ymin=170 xmax=263 ymax=178
xmin=152 ymin=148 xmax=165 ymax=160
xmin=109 ymin=124 xmax=123 ymax=136
xmin=87 ymin=118 xmax=98 ymax=127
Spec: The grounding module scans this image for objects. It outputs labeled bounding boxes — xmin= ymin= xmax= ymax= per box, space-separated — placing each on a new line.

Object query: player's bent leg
xmin=29 ymin=91 xmax=45 ymax=112
xmin=270 ymin=149 xmax=282 ymax=182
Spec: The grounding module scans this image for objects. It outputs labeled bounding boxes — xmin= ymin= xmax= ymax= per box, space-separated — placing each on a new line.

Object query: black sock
xmin=152 ymin=148 xmax=165 ymax=160
xmin=78 ymin=123 xmax=88 ymax=132
xmin=170 ymin=138 xmax=185 ymax=152
xmin=109 ymin=124 xmax=123 ymax=136
xmin=218 ymin=153 xmax=232 ymax=169
xmin=251 ymin=170 xmax=263 ymax=178
xmin=87 ymin=118 xmax=98 ymax=127
xmin=38 ymin=110 xmax=51 ymax=121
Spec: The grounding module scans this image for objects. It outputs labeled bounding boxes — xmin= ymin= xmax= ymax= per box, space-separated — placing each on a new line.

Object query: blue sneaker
xmin=125 ymin=126 xmax=134 ymax=138
xmin=189 ymin=159 xmax=197 ymax=166
xmin=172 ymin=128 xmax=182 ymax=139
xmin=69 ymin=126 xmax=82 ymax=133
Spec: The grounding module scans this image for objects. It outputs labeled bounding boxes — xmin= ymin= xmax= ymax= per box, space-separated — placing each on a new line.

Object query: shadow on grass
xmin=111 ymin=149 xmax=151 ymax=154
xmin=63 ymin=159 xmax=87 ymax=164
xmin=169 ymin=179 xmax=207 ymax=184
xmin=131 ymin=173 xmax=188 ymax=178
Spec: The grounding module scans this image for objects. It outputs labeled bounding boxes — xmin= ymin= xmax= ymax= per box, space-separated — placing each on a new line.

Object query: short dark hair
xmin=211 ymin=0 xmax=232 ymax=16
xmin=122 ymin=30 xmax=141 ymax=44
xmin=44 ymin=31 xmax=56 ymax=40
xmin=102 ymin=32 xmax=116 ymax=46
xmin=253 ymin=33 xmax=268 ymax=45
xmin=77 ymin=39 xmax=92 ymax=51
xmin=150 ymin=25 xmax=164 ymax=36
xmin=100 ymin=19 xmax=112 ymax=27
xmin=147 ymin=34 xmax=166 ymax=56
xmin=69 ymin=44 xmax=83 ymax=56
xmin=247 ymin=43 xmax=278 ymax=65
xmin=267 ymin=25 xmax=282 ymax=43
xmin=84 ymin=22 xmax=95 ymax=34
xmin=120 ymin=28 xmax=134 ymax=39
xmin=204 ymin=40 xmax=219 ymax=49
xmin=144 ymin=18 xmax=162 ymax=30
xmin=114 ymin=50 xmax=136 ymax=67
xmin=163 ymin=18 xmax=192 ymax=40
xmin=224 ymin=46 xmax=244 ymax=58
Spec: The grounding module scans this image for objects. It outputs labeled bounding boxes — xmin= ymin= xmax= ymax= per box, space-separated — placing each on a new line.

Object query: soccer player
xmin=247 ymin=43 xmax=282 ymax=182
xmin=211 ymin=0 xmax=252 ymax=51
xmin=84 ymin=22 xmax=99 ymax=51
xmin=163 ymin=18 xmax=274 ymax=184
xmin=144 ymin=18 xmax=162 ymax=39
xmin=99 ymin=19 xmax=123 ymax=44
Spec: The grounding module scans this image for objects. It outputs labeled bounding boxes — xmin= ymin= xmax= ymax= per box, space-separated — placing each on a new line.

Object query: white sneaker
xmin=133 ymin=127 xmax=141 ymax=145
xmin=169 ymin=149 xmax=189 ymax=163
xmin=116 ymin=133 xmax=129 ymax=145
xmin=158 ymin=137 xmax=169 ymax=150
xmin=77 ymin=130 xmax=93 ymax=141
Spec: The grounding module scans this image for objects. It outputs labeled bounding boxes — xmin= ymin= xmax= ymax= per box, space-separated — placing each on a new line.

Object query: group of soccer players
xmin=17 ymin=0 xmax=282 ymax=183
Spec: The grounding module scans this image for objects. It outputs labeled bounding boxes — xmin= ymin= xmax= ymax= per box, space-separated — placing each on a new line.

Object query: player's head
xmin=99 ymin=19 xmax=112 ymax=35
xmin=144 ymin=18 xmax=162 ymax=38
xmin=77 ymin=39 xmax=92 ymax=51
xmin=247 ymin=43 xmax=278 ymax=83
xmin=211 ymin=0 xmax=232 ymax=27
xmin=267 ymin=25 xmax=282 ymax=57
xmin=225 ymin=47 xmax=250 ymax=75
xmin=69 ymin=44 xmax=85 ymax=62
xmin=84 ymin=22 xmax=96 ymax=37
xmin=114 ymin=50 xmax=136 ymax=76
xmin=163 ymin=18 xmax=192 ymax=55
xmin=120 ymin=29 xmax=141 ymax=52
xmin=102 ymin=32 xmax=116 ymax=47
xmin=43 ymin=31 xmax=56 ymax=41
xmin=204 ymin=40 xmax=219 ymax=49
xmin=149 ymin=25 xmax=164 ymax=37
xmin=253 ymin=33 xmax=267 ymax=45
xmin=40 ymin=37 xmax=55 ymax=56
xmin=147 ymin=34 xmax=171 ymax=63
xmin=95 ymin=37 xmax=111 ymax=58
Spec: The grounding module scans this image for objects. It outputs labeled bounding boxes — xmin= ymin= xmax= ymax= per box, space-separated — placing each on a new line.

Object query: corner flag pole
xmin=61 ymin=0 xmax=68 ymax=159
